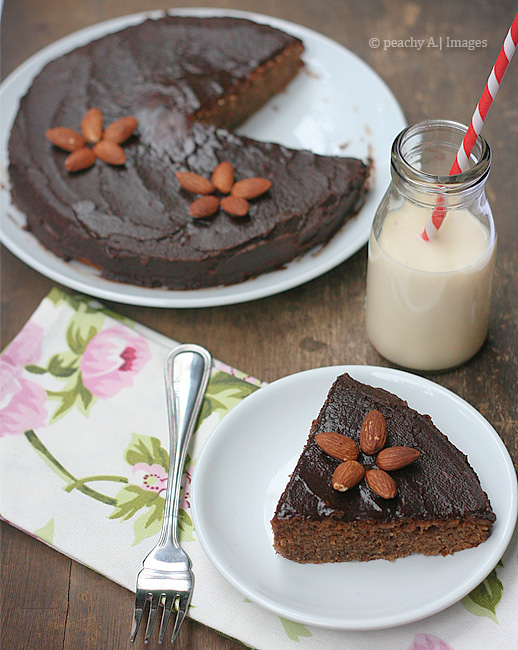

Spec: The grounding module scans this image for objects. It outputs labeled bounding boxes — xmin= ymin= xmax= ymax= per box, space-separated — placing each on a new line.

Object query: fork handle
xmin=159 ymin=344 xmax=212 ymax=549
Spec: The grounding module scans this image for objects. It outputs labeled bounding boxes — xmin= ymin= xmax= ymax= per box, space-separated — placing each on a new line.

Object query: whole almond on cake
xmin=46 ymin=128 xmax=85 ymax=152
xmin=220 ymin=195 xmax=249 ymax=217
xmin=360 ymin=409 xmax=388 ymax=455
xmin=93 ymin=140 xmax=126 ymax=166
xmin=315 ymin=432 xmax=359 ymax=461
xmin=332 ymin=460 xmax=365 ymax=492
xmin=81 ymin=108 xmax=104 ymax=143
xmin=231 ymin=177 xmax=272 ymax=199
xmin=176 ymin=171 xmax=216 ymax=195
xmin=103 ymin=116 xmax=138 ymax=144
xmin=212 ymin=161 xmax=234 ymax=194
xmin=64 ymin=148 xmax=96 ymax=172
xmin=189 ymin=195 xmax=220 ymax=218
xmin=366 ymin=469 xmax=397 ymax=499
xmin=377 ymin=446 xmax=420 ymax=471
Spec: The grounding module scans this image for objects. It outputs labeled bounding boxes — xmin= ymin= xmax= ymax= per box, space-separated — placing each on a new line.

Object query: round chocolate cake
xmin=8 ymin=14 xmax=370 ymax=290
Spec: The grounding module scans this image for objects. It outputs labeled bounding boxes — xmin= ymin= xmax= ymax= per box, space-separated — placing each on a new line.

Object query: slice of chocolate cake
xmin=7 ymin=14 xmax=370 ymax=290
xmin=271 ymin=373 xmax=495 ymax=563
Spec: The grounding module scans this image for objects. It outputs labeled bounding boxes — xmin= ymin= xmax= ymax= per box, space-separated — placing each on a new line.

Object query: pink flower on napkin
xmin=407 ymin=633 xmax=455 ymax=650
xmin=80 ymin=327 xmax=151 ymax=398
xmin=1 ymin=321 xmax=44 ymax=376
xmin=0 ymin=321 xmax=48 ymax=436
xmin=133 ymin=463 xmax=168 ymax=494
xmin=0 ymin=378 xmax=48 ymax=437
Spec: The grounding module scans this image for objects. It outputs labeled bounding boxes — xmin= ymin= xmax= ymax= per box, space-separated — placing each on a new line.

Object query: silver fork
xmin=130 ymin=343 xmax=212 ymax=645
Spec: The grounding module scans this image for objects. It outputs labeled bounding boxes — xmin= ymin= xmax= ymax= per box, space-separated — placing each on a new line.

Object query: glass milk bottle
xmin=365 ymin=119 xmax=496 ymax=371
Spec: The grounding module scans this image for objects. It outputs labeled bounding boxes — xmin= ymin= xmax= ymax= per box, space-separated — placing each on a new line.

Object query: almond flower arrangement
xmin=45 ymin=108 xmax=138 ymax=171
xmin=176 ymin=162 xmax=272 ymax=218
xmin=315 ymin=409 xmax=421 ymax=499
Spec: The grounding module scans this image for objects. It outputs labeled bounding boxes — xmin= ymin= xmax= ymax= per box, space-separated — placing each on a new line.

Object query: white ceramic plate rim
xmin=0 ymin=8 xmax=406 ymax=307
xmin=191 ymin=365 xmax=517 ymax=630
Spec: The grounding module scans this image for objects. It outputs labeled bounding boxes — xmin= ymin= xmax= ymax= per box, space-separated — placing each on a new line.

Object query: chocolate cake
xmin=271 ymin=373 xmax=495 ymax=563
xmin=8 ymin=14 xmax=370 ymax=290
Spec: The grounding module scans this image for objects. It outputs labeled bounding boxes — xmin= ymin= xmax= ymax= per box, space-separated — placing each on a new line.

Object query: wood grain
xmin=1 ymin=1 xmax=517 ymax=648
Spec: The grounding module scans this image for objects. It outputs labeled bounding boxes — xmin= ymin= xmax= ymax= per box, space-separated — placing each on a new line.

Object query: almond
xmin=46 ymin=127 xmax=85 ymax=152
xmin=211 ymin=161 xmax=234 ymax=194
xmin=231 ymin=177 xmax=272 ymax=200
xmin=315 ymin=432 xmax=359 ymax=461
xmin=376 ymin=446 xmax=420 ymax=471
xmin=332 ymin=460 xmax=365 ymax=492
xmin=93 ymin=140 xmax=126 ymax=165
xmin=103 ymin=116 xmax=138 ymax=144
xmin=360 ymin=409 xmax=388 ymax=455
xmin=64 ymin=147 xmax=96 ymax=172
xmin=189 ymin=195 xmax=220 ymax=218
xmin=220 ymin=195 xmax=249 ymax=217
xmin=365 ymin=469 xmax=397 ymax=499
xmin=176 ymin=171 xmax=215 ymax=195
xmin=81 ymin=108 xmax=103 ymax=143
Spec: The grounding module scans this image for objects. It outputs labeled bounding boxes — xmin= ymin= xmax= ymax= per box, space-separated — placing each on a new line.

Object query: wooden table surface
xmin=1 ymin=1 xmax=517 ymax=648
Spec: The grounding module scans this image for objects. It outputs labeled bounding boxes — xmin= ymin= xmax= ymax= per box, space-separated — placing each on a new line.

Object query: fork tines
xmin=130 ymin=589 xmax=192 ymax=644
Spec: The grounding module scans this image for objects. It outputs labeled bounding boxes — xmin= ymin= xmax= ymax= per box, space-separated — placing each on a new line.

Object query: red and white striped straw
xmin=421 ymin=9 xmax=518 ymax=241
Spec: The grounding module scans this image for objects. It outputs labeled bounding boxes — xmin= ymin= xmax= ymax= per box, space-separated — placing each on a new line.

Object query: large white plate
xmin=0 ymin=8 xmax=406 ymax=308
xmin=191 ymin=365 xmax=517 ymax=630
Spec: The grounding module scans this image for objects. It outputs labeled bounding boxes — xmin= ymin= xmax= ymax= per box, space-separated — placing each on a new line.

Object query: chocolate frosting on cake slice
xmin=8 ymin=14 xmax=370 ymax=290
xmin=271 ymin=373 xmax=495 ymax=563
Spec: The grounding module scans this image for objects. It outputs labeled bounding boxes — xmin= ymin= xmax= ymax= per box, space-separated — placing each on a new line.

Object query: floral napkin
xmin=1 ymin=288 xmax=517 ymax=650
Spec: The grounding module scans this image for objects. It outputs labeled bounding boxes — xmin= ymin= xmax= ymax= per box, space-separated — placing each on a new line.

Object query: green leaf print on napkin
xmin=47 ymin=287 xmax=136 ymax=328
xmin=34 ymin=518 xmax=55 ymax=545
xmin=46 ymin=371 xmax=96 ymax=423
xmin=47 ymin=351 xmax=80 ymax=378
xmin=109 ymin=485 xmax=161 ymax=523
xmin=65 ymin=303 xmax=105 ymax=355
xmin=280 ymin=617 xmax=313 ymax=641
xmin=461 ymin=561 xmax=503 ymax=623
xmin=199 ymin=370 xmax=260 ymax=424
xmin=178 ymin=509 xmax=196 ymax=542
xmin=119 ymin=489 xmax=165 ymax=546
xmin=124 ymin=433 xmax=169 ymax=469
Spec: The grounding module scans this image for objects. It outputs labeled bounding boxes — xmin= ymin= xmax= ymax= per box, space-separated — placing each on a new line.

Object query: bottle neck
xmin=391 ymin=119 xmax=491 ymax=210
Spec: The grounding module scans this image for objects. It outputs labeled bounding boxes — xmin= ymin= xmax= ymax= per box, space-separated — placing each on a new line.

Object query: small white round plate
xmin=0 ymin=8 xmax=406 ymax=307
xmin=191 ymin=365 xmax=517 ymax=629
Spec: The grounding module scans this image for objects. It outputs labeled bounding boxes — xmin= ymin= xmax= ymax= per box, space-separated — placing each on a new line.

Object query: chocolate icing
xmin=274 ymin=373 xmax=495 ymax=525
xmin=8 ymin=15 xmax=369 ymax=290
